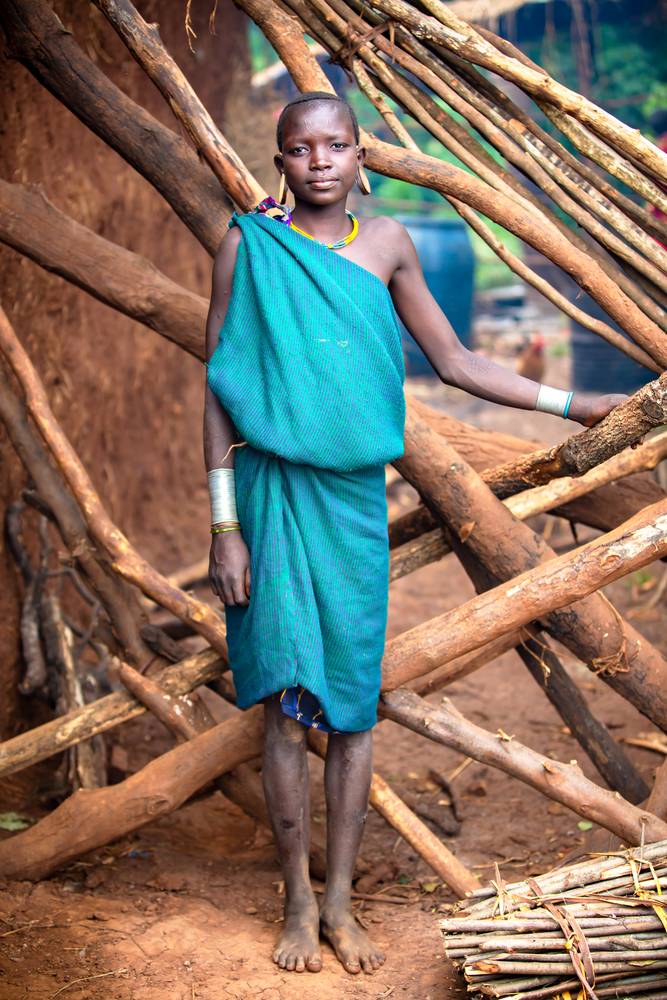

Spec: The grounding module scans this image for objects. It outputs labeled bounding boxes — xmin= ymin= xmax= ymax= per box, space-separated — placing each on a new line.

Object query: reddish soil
xmin=1 ymin=375 xmax=665 ymax=1000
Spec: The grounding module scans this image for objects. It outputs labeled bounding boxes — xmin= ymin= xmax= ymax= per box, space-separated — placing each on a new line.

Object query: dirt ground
xmin=1 ymin=345 xmax=666 ymax=999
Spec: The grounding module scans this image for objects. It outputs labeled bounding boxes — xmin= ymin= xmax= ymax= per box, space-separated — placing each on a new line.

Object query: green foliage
xmin=247 ymin=21 xmax=280 ymax=73
xmin=643 ymin=83 xmax=667 ymax=127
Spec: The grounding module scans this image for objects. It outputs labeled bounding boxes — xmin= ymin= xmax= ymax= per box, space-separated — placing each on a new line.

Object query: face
xmin=275 ymin=101 xmax=364 ymax=205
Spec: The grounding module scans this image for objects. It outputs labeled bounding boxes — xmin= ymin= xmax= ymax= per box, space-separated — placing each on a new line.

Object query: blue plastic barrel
xmin=569 ymin=293 xmax=653 ymax=394
xmin=394 ymin=215 xmax=475 ymax=376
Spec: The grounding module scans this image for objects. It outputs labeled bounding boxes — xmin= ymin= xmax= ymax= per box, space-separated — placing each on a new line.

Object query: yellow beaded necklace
xmin=289 ymin=211 xmax=359 ymax=250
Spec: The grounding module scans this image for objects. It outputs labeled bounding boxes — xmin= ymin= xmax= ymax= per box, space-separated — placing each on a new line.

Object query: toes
xmin=307 ymin=954 xmax=323 ymax=973
xmin=360 ymin=955 xmax=374 ymax=975
xmin=277 ymin=951 xmax=287 ymax=969
xmin=343 ymin=957 xmax=361 ymax=974
xmin=371 ymin=952 xmax=385 ymax=969
xmin=286 ymin=954 xmax=297 ymax=972
xmin=295 ymin=955 xmax=306 ymax=973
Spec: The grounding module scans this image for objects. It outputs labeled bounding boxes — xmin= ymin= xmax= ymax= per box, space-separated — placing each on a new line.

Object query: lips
xmin=308 ymin=178 xmax=338 ymax=188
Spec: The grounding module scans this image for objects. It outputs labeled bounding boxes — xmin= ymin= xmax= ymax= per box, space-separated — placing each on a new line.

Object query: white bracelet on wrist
xmin=208 ymin=467 xmax=238 ymax=524
xmin=535 ymin=384 xmax=574 ymax=418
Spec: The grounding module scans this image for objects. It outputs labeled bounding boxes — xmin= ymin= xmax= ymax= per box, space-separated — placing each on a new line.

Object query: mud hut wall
xmin=0 ymin=2 xmax=276 ymax=749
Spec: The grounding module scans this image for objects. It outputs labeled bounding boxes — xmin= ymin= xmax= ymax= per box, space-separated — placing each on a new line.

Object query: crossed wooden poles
xmin=1 ymin=0 xmax=667 ymax=897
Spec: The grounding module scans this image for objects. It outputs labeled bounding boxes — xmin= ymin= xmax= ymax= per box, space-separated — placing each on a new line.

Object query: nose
xmin=309 ymin=145 xmax=332 ymax=170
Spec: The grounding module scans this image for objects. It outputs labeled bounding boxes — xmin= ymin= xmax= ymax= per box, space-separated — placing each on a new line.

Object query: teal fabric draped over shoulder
xmin=206 ymin=210 xmax=406 ymax=732
xmin=207 ymin=211 xmax=406 ymax=472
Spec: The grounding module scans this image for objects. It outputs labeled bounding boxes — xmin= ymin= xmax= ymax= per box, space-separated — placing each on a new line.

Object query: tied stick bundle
xmin=441 ymin=839 xmax=667 ymax=998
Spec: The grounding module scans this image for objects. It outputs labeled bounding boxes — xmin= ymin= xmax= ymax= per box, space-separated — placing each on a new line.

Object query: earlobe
xmin=356 ymin=163 xmax=372 ymax=196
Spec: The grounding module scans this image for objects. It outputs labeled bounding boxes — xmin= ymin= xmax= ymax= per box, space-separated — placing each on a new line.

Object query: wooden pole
xmin=381 ymin=494 xmax=667 ymax=698
xmin=0 ymin=305 xmax=229 ymax=660
xmin=379 ymin=688 xmax=667 ymax=846
xmin=392 ymin=403 xmax=667 ymax=730
xmin=0 ymin=0 xmax=231 ymax=254
xmin=0 ymin=648 xmax=223 ymax=779
xmin=515 ymin=626 xmax=649 ymax=804
xmin=484 ymin=375 xmax=667 ymax=495
xmin=91 ymin=0 xmax=264 ymax=210
xmin=0 ymin=180 xmax=206 ymax=359
xmin=371 ymin=0 xmax=667 ymax=181
xmin=0 ymin=706 xmax=266 ymax=880
xmin=0 ymin=365 xmax=153 ymax=669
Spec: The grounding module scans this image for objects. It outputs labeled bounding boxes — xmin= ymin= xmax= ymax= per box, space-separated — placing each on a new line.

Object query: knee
xmin=264 ymin=698 xmax=308 ymax=745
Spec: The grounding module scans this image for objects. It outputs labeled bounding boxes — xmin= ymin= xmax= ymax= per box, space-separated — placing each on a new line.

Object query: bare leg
xmin=320 ymin=728 xmax=386 ymax=974
xmin=262 ymin=695 xmax=322 ymax=973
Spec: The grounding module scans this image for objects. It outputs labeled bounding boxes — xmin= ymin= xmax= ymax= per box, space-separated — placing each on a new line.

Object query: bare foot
xmin=273 ymin=895 xmax=322 ymax=973
xmin=320 ymin=903 xmax=386 ymax=974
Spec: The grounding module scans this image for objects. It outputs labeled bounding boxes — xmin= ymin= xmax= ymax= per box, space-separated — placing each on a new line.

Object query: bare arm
xmin=204 ymin=225 xmax=250 ymax=608
xmin=387 ymin=221 xmax=626 ymax=425
xmin=204 ymin=225 xmax=243 ymax=472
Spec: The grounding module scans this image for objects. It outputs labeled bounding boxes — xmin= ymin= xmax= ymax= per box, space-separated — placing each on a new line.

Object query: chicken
xmin=515 ymin=333 xmax=546 ymax=383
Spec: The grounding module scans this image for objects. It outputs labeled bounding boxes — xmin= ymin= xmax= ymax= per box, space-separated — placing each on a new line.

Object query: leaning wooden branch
xmin=379 ymin=688 xmax=667 ymax=846
xmin=0 ymin=648 xmax=223 ymax=779
xmin=0 ymin=305 xmax=229 ymax=659
xmin=0 ymin=365 xmax=153 ymax=668
xmin=0 ymin=180 xmax=206 ymax=359
xmin=368 ymin=0 xmax=667 ymax=181
xmin=382 ymin=495 xmax=667 ymax=693
xmin=396 ymin=402 xmax=667 ymax=732
xmin=515 ymin=626 xmax=648 ymax=804
xmin=0 ymin=1 xmax=233 ymax=253
xmin=91 ymin=0 xmax=264 ymax=210
xmin=0 ymin=706 xmax=265 ymax=880
xmin=486 ymin=373 xmax=667 ymax=496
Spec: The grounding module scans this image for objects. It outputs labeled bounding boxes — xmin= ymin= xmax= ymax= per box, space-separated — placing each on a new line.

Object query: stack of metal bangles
xmin=208 ymin=467 xmax=241 ymax=535
xmin=535 ymin=384 xmax=575 ymax=418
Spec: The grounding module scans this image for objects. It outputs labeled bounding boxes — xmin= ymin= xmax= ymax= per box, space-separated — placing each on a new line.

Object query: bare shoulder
xmin=212 ymin=222 xmax=243 ymax=286
xmin=361 ymin=214 xmax=409 ymax=243
xmin=361 ymin=214 xmax=414 ymax=260
xmin=215 ymin=221 xmax=243 ymax=260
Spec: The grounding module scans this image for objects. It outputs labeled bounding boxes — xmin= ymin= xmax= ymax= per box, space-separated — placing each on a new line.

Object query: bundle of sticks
xmin=441 ymin=839 xmax=667 ymax=998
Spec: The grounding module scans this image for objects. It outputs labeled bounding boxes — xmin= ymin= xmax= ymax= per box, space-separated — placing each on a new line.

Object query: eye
xmin=287 ymin=145 xmax=307 ymax=154
xmin=332 ymin=142 xmax=348 ymax=149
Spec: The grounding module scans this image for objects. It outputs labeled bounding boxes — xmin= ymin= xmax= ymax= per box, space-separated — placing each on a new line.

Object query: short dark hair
xmin=276 ymin=91 xmax=360 ymax=150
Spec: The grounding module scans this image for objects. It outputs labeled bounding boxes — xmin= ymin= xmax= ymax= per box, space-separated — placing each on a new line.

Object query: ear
xmin=356 ymin=145 xmax=367 ymax=166
xmin=274 ymin=153 xmax=284 ymax=176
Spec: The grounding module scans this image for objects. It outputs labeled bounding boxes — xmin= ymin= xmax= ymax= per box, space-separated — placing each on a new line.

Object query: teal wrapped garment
xmin=207 ymin=210 xmax=406 ymax=732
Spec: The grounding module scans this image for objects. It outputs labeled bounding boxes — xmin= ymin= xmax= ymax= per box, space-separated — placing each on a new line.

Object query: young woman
xmin=203 ymin=91 xmax=625 ymax=977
